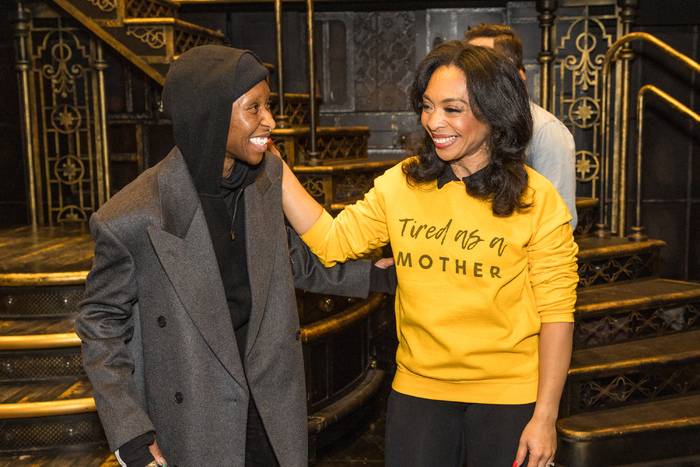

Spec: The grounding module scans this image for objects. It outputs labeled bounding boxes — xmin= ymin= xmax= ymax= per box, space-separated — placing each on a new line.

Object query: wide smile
xmin=432 ymin=135 xmax=458 ymax=150
xmin=249 ymin=136 xmax=268 ymax=151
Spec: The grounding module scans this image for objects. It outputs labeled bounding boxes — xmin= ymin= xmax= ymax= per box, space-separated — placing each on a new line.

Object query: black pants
xmin=385 ymin=390 xmax=536 ymax=467
xmin=245 ymin=398 xmax=280 ymax=467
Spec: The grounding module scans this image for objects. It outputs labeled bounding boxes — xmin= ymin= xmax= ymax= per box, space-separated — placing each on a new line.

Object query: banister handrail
xmin=630 ymin=85 xmax=700 ymax=242
xmin=598 ymin=32 xmax=700 ymax=237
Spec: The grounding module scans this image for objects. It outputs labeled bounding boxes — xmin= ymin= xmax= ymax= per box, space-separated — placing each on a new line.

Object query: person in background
xmin=465 ymin=23 xmax=578 ymax=228
xmin=278 ymin=40 xmax=578 ymax=467
xmin=76 ymin=45 xmax=385 ymax=467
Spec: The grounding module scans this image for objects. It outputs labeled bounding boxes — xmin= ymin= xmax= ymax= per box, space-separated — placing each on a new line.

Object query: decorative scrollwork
xmin=126 ymin=26 xmax=166 ymax=49
xmin=569 ymin=96 xmax=600 ymax=129
xmin=575 ymin=150 xmax=599 ymax=183
xmin=56 ymin=206 xmax=89 ymax=223
xmin=41 ymin=42 xmax=86 ymax=99
xmin=86 ymin=0 xmax=116 ymax=12
xmin=54 ymin=155 xmax=85 ymax=185
xmin=299 ymin=176 xmax=327 ymax=205
xmin=50 ymin=105 xmax=81 ymax=134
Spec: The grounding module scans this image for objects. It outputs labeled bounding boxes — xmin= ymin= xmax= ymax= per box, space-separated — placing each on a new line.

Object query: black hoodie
xmin=162 ymin=46 xmax=269 ymax=352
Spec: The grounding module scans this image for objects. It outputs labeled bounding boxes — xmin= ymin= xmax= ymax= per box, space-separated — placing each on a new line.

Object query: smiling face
xmin=420 ymin=65 xmax=491 ymax=178
xmin=223 ymin=79 xmax=275 ymax=176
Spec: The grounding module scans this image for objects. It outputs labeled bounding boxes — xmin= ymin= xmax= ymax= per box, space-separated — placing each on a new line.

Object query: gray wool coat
xmin=76 ymin=150 xmax=370 ymax=466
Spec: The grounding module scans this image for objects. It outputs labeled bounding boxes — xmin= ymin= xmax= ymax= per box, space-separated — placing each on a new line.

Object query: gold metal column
xmin=13 ymin=2 xmax=38 ymax=227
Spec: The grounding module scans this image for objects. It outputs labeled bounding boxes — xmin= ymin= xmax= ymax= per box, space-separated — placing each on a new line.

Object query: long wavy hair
xmin=402 ymin=40 xmax=533 ymax=216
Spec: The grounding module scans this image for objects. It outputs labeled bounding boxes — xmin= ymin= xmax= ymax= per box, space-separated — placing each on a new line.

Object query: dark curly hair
xmin=402 ymin=40 xmax=533 ymax=216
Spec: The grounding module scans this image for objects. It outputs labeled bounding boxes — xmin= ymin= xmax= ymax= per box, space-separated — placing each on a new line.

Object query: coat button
xmin=157 ymin=316 xmax=167 ymax=327
xmin=295 ymin=330 xmax=301 ymax=341
xmin=175 ymin=392 xmax=184 ymax=403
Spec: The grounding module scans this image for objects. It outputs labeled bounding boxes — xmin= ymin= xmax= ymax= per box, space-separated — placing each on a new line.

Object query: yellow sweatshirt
xmin=302 ymin=161 xmax=579 ymax=405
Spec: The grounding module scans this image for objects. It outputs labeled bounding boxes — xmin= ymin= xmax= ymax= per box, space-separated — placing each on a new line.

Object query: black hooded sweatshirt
xmin=162 ymin=46 xmax=269 ymax=354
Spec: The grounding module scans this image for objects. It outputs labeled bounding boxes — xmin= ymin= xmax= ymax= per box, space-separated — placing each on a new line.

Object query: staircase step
xmin=574 ymin=278 xmax=700 ymax=348
xmin=563 ymin=329 xmax=700 ymax=415
xmin=556 ymin=394 xmax=700 ymax=467
xmin=0 ymin=380 xmax=101 ymax=455
xmin=0 ymin=286 xmax=84 ymax=319
xmin=0 ymin=445 xmax=114 ymax=467
xmin=576 ymin=237 xmax=665 ymax=288
xmin=270 ymin=92 xmax=322 ymax=127
xmin=0 ymin=380 xmax=93 ymax=405
xmin=292 ymin=159 xmax=399 ymax=211
xmin=272 ymin=126 xmax=371 ymax=168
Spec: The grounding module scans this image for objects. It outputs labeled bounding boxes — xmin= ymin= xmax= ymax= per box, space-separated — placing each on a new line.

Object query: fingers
xmin=148 ymin=439 xmax=168 ymax=466
xmin=374 ymin=257 xmax=395 ymax=269
xmin=513 ymin=439 xmax=528 ymax=467
xmin=267 ymin=138 xmax=282 ymax=158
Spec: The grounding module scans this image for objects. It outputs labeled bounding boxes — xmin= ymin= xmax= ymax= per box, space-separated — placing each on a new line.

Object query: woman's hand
xmin=514 ymin=415 xmax=556 ymax=467
xmin=513 ymin=321 xmax=573 ymax=467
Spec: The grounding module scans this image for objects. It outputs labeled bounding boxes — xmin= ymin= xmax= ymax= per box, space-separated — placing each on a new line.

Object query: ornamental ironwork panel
xmin=577 ymin=249 xmax=660 ymax=288
xmin=550 ymin=4 xmax=621 ymax=199
xmin=18 ymin=14 xmax=110 ymax=226
xmin=574 ymin=301 xmax=700 ymax=349
xmin=574 ymin=360 xmax=700 ymax=413
xmin=125 ymin=0 xmax=176 ymax=19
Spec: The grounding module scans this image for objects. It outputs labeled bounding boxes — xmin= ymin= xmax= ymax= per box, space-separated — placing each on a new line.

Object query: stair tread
xmin=293 ymin=159 xmax=399 ymax=174
xmin=570 ymin=328 xmax=700 ymax=376
xmin=272 ymin=125 xmax=371 ymax=135
xmin=0 ymin=318 xmax=76 ymax=336
xmin=0 ymin=226 xmax=93 ymax=285
xmin=0 ymin=380 xmax=92 ymax=404
xmin=576 ymin=236 xmax=665 ymax=259
xmin=576 ymin=278 xmax=700 ymax=314
xmin=575 ymin=196 xmax=597 ymax=208
xmin=557 ymin=393 xmax=700 ymax=439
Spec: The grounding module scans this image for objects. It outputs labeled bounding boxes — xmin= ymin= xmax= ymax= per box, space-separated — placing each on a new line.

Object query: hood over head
xmin=162 ymin=45 xmax=269 ymax=195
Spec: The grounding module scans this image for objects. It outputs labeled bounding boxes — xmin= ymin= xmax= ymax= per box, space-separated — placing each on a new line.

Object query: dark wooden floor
xmin=0 ymin=225 xmax=94 ymax=278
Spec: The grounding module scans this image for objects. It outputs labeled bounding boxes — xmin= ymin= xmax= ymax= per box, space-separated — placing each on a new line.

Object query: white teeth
xmin=433 ymin=136 xmax=456 ymax=144
xmin=250 ymin=137 xmax=267 ymax=146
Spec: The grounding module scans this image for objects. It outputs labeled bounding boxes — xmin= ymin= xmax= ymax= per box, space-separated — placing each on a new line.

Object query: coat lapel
xmin=243 ymin=156 xmax=281 ymax=357
xmin=148 ymin=150 xmax=247 ymax=390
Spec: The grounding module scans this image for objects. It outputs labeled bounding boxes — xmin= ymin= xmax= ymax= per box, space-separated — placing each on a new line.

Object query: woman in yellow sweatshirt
xmin=280 ymin=41 xmax=578 ymax=467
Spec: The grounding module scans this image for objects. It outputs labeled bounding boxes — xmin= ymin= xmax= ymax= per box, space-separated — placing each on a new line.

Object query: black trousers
xmin=245 ymin=398 xmax=280 ymax=467
xmin=385 ymin=390 xmax=536 ymax=467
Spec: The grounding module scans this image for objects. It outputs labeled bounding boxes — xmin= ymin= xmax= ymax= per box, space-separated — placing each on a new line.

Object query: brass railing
xmin=597 ymin=32 xmax=700 ymax=238
xmin=629 ymin=85 xmax=700 ymax=242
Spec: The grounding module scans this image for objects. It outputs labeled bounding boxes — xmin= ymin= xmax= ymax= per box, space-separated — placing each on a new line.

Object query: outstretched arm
xmin=279 ymin=158 xmax=324 ymax=235
xmin=267 ymin=139 xmax=323 ymax=235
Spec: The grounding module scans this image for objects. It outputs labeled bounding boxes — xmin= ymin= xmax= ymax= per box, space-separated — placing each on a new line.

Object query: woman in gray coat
xmin=76 ymin=46 xmax=373 ymax=467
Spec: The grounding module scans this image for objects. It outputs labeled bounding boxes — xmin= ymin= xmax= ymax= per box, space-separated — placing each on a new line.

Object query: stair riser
xmin=578 ymin=249 xmax=661 ymax=288
xmin=574 ymin=301 xmax=700 ymax=349
xmin=0 ymin=287 xmax=83 ymax=319
xmin=0 ymin=413 xmax=105 ymax=455
xmin=0 ymin=349 xmax=85 ymax=384
xmin=562 ymin=360 xmax=700 ymax=416
xmin=556 ymin=425 xmax=700 ymax=467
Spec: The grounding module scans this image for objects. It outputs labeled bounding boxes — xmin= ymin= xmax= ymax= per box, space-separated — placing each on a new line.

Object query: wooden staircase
xmin=556 ymin=201 xmax=700 ymax=466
